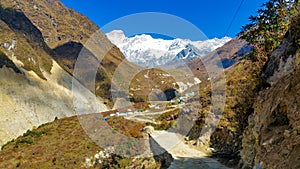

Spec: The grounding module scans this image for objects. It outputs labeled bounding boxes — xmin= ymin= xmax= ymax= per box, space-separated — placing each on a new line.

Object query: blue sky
xmin=60 ymin=0 xmax=268 ymax=40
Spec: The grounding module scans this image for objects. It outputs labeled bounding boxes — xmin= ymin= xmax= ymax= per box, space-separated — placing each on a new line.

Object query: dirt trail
xmin=124 ymin=108 xmax=178 ymax=123
xmin=151 ymin=131 xmax=231 ymax=169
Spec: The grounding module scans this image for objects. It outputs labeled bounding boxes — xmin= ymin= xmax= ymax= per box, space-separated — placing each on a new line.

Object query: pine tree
xmin=239 ymin=0 xmax=295 ymax=59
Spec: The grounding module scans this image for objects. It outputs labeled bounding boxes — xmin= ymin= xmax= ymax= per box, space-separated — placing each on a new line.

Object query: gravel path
xmin=151 ymin=131 xmax=231 ymax=169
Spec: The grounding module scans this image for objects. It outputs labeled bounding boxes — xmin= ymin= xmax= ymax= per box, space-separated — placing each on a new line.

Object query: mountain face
xmin=0 ymin=0 xmax=98 ymax=49
xmin=0 ymin=0 xmax=131 ymax=146
xmin=106 ymin=30 xmax=231 ymax=67
xmin=0 ymin=0 xmax=140 ymax=104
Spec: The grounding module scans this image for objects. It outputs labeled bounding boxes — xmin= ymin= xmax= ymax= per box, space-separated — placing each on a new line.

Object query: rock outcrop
xmin=240 ymin=10 xmax=300 ymax=169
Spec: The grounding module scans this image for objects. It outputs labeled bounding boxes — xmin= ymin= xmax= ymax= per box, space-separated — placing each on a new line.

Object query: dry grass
xmin=0 ymin=115 xmax=163 ymax=168
xmin=0 ymin=116 xmax=102 ymax=168
xmin=107 ymin=116 xmax=146 ymax=138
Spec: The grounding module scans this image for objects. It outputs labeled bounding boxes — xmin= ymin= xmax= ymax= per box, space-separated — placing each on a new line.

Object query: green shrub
xmin=15 ymin=139 xmax=33 ymax=148
xmin=23 ymin=130 xmax=46 ymax=137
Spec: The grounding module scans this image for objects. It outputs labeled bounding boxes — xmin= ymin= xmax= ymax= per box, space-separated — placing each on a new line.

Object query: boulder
xmin=143 ymin=126 xmax=155 ymax=135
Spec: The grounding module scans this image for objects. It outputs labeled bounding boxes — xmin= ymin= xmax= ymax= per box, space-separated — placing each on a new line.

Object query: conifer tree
xmin=239 ymin=0 xmax=295 ymax=59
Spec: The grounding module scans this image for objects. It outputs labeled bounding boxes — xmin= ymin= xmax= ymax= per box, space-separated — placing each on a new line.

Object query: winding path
xmin=150 ymin=131 xmax=231 ymax=169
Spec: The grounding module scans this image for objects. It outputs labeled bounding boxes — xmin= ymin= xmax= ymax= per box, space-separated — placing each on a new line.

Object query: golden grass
xmin=0 ymin=116 xmax=102 ymax=168
xmin=0 ymin=115 xmax=163 ymax=168
xmin=107 ymin=116 xmax=146 ymax=138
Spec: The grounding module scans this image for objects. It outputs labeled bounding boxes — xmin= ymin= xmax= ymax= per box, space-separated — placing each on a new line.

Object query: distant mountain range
xmin=106 ymin=30 xmax=231 ymax=67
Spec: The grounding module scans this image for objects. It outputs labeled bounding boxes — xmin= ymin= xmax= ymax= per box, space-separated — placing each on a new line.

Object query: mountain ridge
xmin=106 ymin=30 xmax=231 ymax=67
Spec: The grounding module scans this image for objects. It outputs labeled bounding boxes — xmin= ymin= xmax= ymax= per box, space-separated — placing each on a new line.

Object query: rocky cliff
xmin=240 ymin=9 xmax=300 ymax=169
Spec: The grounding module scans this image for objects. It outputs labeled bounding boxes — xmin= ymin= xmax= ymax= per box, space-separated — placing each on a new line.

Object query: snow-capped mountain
xmin=106 ymin=30 xmax=231 ymax=67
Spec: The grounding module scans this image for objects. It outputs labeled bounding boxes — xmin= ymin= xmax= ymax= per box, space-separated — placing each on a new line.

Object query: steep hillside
xmin=0 ymin=1 xmax=114 ymax=146
xmin=0 ymin=0 xmax=98 ymax=49
xmin=186 ymin=3 xmax=300 ymax=168
xmin=0 ymin=0 xmax=141 ymax=105
xmin=241 ymin=9 xmax=300 ymax=169
xmin=0 ymin=20 xmax=107 ymax=147
xmin=0 ymin=116 xmax=171 ymax=168
xmin=0 ymin=5 xmax=53 ymax=79
xmin=187 ymin=37 xmax=249 ymax=77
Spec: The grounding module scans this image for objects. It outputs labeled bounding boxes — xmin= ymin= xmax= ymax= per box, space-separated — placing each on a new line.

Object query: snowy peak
xmin=106 ymin=30 xmax=231 ymax=67
xmin=106 ymin=30 xmax=126 ymax=45
xmin=176 ymin=44 xmax=201 ymax=59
